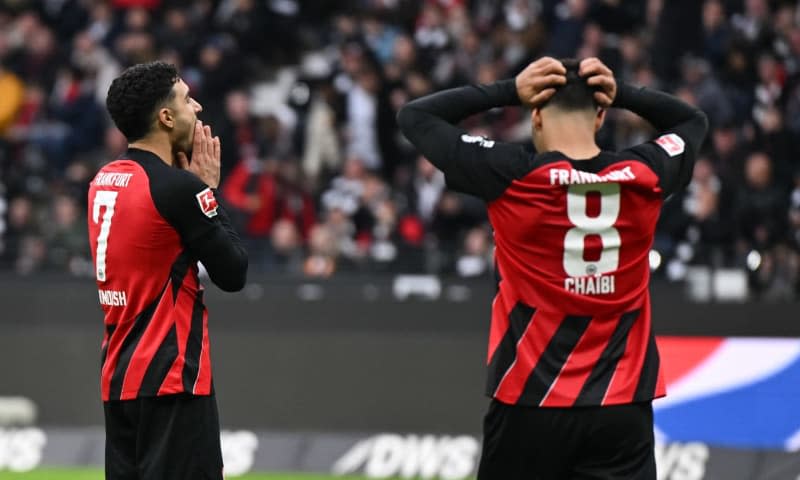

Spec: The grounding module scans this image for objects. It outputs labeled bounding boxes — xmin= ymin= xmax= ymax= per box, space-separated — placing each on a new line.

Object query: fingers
xmin=212 ymin=136 xmax=220 ymax=162
xmin=579 ymin=57 xmax=612 ymax=78
xmin=532 ymin=56 xmax=567 ymax=76
xmin=594 ymin=91 xmax=613 ymax=107
xmin=193 ymin=121 xmax=205 ymax=157
xmin=531 ymin=88 xmax=557 ymax=106
xmin=535 ymin=73 xmax=567 ymax=89
xmin=586 ymin=74 xmax=615 ymax=91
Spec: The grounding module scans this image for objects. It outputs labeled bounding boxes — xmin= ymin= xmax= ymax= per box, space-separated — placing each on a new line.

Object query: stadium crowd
xmin=0 ymin=0 xmax=798 ymax=298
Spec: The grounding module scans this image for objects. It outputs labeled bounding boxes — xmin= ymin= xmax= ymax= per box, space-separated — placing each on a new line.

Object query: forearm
xmin=397 ymin=79 xmax=520 ymax=170
xmin=191 ymin=203 xmax=248 ymax=292
xmin=399 ymin=79 xmax=520 ymax=125
xmin=613 ymin=82 xmax=709 ymax=149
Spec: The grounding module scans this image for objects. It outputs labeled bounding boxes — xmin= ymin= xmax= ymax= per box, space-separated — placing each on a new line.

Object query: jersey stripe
xmin=169 ymin=251 xmax=194 ymax=302
xmin=518 ymin=315 xmax=593 ymax=406
xmin=539 ymin=315 xmax=618 ymax=407
xmin=603 ymin=310 xmax=650 ymax=404
xmin=108 ymin=282 xmax=168 ymax=400
xmin=120 ymin=278 xmax=187 ymax=398
xmin=575 ymin=310 xmax=639 ymax=405
xmin=138 ymin=324 xmax=178 ymax=396
xmin=182 ymin=292 xmax=206 ymax=392
xmin=634 ymin=332 xmax=661 ymax=401
xmin=487 ymin=302 xmax=536 ymax=395
xmin=194 ymin=306 xmax=212 ymax=394
xmin=493 ymin=311 xmax=561 ymax=403
xmin=100 ymin=323 xmax=116 ymax=368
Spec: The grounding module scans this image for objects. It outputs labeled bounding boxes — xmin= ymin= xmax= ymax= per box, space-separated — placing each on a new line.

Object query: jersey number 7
xmin=92 ymin=190 xmax=119 ymax=282
xmin=563 ymin=183 xmax=621 ymax=277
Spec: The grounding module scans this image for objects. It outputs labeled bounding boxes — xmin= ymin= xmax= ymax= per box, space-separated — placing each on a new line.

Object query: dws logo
xmin=221 ymin=430 xmax=259 ymax=476
xmin=0 ymin=428 xmax=46 ymax=472
xmin=655 ymin=442 xmax=709 ymax=480
xmin=333 ymin=434 xmax=479 ymax=480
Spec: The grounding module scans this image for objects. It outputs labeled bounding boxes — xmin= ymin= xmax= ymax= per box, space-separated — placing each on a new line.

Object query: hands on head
xmin=515 ymin=57 xmax=617 ymax=109
xmin=176 ymin=120 xmax=221 ymax=189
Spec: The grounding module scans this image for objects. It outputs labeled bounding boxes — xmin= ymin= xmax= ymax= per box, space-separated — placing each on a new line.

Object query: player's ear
xmin=531 ymin=108 xmax=544 ymax=132
xmin=595 ymin=108 xmax=606 ymax=132
xmin=157 ymin=107 xmax=175 ymax=130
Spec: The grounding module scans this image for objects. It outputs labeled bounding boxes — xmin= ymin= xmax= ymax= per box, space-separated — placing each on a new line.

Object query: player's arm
xmin=581 ymin=58 xmax=709 ymax=196
xmin=170 ymin=122 xmax=248 ymax=292
xmin=396 ymin=57 xmax=566 ymax=201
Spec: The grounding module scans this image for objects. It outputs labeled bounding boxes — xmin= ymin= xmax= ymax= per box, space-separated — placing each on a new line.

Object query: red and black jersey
xmin=88 ymin=148 xmax=247 ymax=402
xmin=398 ymin=79 xmax=708 ymax=407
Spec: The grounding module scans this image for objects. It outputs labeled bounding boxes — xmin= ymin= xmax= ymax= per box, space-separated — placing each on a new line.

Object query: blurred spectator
xmin=301 ymin=79 xmax=342 ymax=189
xmin=303 ymin=223 xmax=337 ymax=278
xmin=736 ymin=152 xmax=787 ymax=252
xmin=455 ymin=227 xmax=493 ymax=278
xmin=216 ymin=89 xmax=258 ymax=178
xmin=0 ymin=65 xmax=23 ymax=135
xmin=45 ymin=193 xmax=89 ymax=274
xmin=407 ymin=156 xmax=445 ymax=225
xmin=702 ymin=0 xmax=732 ymax=69
xmin=222 ymin=150 xmax=315 ymax=272
xmin=269 ymin=218 xmax=304 ymax=275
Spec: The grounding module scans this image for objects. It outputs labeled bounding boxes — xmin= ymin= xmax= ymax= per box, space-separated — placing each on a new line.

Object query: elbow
xmin=213 ymin=250 xmax=249 ymax=292
xmin=396 ymin=105 xmax=417 ymax=137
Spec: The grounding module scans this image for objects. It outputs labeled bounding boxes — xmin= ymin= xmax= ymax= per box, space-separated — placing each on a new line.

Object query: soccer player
xmin=88 ymin=61 xmax=248 ymax=480
xmin=397 ymin=57 xmax=708 ymax=479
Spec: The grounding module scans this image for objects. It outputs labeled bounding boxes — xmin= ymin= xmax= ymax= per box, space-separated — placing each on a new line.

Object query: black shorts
xmin=104 ymin=393 xmax=223 ymax=480
xmin=478 ymin=399 xmax=656 ymax=480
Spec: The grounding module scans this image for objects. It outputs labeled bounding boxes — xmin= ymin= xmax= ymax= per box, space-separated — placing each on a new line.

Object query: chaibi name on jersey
xmin=550 ymin=165 xmax=638 ymax=296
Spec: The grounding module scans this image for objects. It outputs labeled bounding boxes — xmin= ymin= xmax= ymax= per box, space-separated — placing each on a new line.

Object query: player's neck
xmin=540 ymin=125 xmax=600 ymax=160
xmin=128 ymin=138 xmax=174 ymax=166
xmin=536 ymin=110 xmax=600 ymax=160
xmin=547 ymin=142 xmax=601 ymax=160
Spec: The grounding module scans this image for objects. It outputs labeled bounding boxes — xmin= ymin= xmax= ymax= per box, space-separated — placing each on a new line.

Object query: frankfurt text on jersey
xmin=549 ymin=166 xmax=635 ymax=186
xmin=93 ymin=172 xmax=133 ymax=188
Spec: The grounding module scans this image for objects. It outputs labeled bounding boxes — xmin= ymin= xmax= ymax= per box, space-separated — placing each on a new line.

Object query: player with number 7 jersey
xmin=398 ymin=57 xmax=709 ymax=479
xmin=93 ymin=61 xmax=248 ymax=480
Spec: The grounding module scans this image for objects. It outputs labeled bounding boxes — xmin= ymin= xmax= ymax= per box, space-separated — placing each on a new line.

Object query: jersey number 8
xmin=92 ymin=190 xmax=118 ymax=282
xmin=563 ymin=183 xmax=621 ymax=277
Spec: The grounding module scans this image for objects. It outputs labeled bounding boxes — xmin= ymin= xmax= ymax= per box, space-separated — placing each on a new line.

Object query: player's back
xmin=486 ymin=149 xmax=666 ymax=408
xmin=88 ymin=149 xmax=215 ymax=401
xmin=490 ymin=150 xmax=662 ymax=315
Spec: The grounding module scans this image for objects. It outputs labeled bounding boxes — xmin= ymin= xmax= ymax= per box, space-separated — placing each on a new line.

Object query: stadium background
xmin=0 ymin=0 xmax=799 ymax=479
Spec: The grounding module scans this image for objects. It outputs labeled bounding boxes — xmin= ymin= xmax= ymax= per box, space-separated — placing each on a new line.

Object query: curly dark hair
xmin=544 ymin=58 xmax=599 ymax=111
xmin=106 ymin=61 xmax=179 ymax=142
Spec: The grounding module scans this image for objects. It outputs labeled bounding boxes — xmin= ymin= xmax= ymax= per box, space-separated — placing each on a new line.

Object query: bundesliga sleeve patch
xmin=654 ymin=133 xmax=686 ymax=157
xmin=195 ymin=187 xmax=219 ymax=218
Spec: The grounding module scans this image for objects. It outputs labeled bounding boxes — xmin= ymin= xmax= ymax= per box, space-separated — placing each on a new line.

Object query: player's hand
xmin=579 ymin=57 xmax=617 ymax=108
xmin=515 ymin=57 xmax=567 ymax=108
xmin=176 ymin=121 xmax=221 ymax=188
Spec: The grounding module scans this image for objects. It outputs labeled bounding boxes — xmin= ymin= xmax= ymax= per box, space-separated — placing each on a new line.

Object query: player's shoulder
xmin=621 ymin=132 xmax=687 ymax=162
xmin=133 ymin=153 xmax=207 ymax=195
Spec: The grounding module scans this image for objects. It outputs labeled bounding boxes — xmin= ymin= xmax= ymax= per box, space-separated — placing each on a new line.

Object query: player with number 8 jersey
xmin=398 ymin=57 xmax=708 ymax=479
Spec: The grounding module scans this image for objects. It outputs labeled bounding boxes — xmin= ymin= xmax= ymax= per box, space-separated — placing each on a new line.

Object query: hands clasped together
xmin=176 ymin=121 xmax=222 ymax=189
